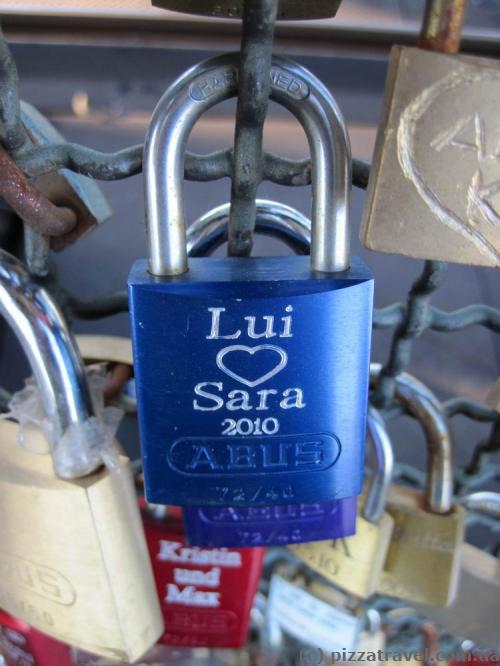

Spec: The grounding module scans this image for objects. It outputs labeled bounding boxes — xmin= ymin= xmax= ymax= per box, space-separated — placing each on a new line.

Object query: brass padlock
xmin=0 ymin=250 xmax=163 ymax=661
xmin=20 ymin=101 xmax=112 ymax=251
xmin=288 ymin=406 xmax=395 ymax=598
xmin=418 ymin=542 xmax=500 ymax=651
xmin=75 ymin=334 xmax=133 ymax=367
xmin=372 ymin=366 xmax=466 ymax=607
xmin=360 ymin=0 xmax=500 ymax=267
xmin=150 ymin=0 xmax=342 ymax=20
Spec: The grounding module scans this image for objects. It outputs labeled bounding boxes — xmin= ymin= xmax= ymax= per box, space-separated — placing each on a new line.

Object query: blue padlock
xmin=128 ymin=53 xmax=374 ymax=506
xmin=182 ymin=199 xmax=357 ymax=546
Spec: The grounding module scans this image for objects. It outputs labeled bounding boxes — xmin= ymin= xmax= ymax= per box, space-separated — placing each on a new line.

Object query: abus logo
xmin=167 ymin=433 xmax=340 ymax=476
xmin=0 ymin=552 xmax=76 ymax=606
xmin=197 ymin=502 xmax=338 ymax=525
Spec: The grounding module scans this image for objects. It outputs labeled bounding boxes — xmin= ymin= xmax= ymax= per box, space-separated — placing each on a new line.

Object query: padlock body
xmin=377 ymin=485 xmax=465 ymax=607
xmin=142 ymin=507 xmax=264 ymax=648
xmin=0 ymin=423 xmax=163 ymax=662
xmin=183 ymin=497 xmax=357 ymax=547
xmin=129 ymin=255 xmax=373 ymax=506
xmin=0 ymin=610 xmax=73 ymax=666
xmin=361 ymin=46 xmax=500 ymax=267
xmin=289 ymin=494 xmax=394 ymax=598
xmin=420 ymin=544 xmax=500 ymax=650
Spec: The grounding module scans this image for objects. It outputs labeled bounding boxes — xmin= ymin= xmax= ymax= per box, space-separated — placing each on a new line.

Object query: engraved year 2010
xmin=221 ymin=417 xmax=279 ymax=436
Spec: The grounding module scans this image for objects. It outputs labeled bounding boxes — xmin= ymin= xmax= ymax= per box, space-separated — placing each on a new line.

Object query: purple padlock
xmin=183 ymin=497 xmax=357 ymax=547
xmin=183 ymin=392 xmax=386 ymax=548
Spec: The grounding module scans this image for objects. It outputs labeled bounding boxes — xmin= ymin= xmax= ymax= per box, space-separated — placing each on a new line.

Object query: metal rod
xmin=0 ymin=144 xmax=76 ymax=237
xmin=0 ymin=250 xmax=98 ymax=478
xmin=418 ymin=0 xmax=469 ymax=54
xmin=228 ymin=0 xmax=278 ymax=257
xmin=18 ymin=143 xmax=370 ymax=190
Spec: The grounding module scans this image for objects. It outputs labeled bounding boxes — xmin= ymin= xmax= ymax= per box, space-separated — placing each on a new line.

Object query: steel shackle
xmin=370 ymin=364 xmax=453 ymax=514
xmin=187 ymin=199 xmax=311 ymax=257
xmin=145 ymin=52 xmax=351 ymax=276
xmin=363 ymin=405 xmax=394 ymax=524
xmin=460 ymin=491 xmax=500 ymax=519
xmin=0 ymin=249 xmax=98 ymax=479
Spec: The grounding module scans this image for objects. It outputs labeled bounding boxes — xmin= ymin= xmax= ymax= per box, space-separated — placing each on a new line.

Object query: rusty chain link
xmin=0 ymin=0 xmax=498 ymax=650
xmin=0 ymin=143 xmax=77 ymax=237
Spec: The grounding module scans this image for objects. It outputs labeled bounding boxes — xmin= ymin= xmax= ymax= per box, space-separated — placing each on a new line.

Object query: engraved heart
xmin=398 ymin=68 xmax=500 ymax=264
xmin=216 ymin=344 xmax=288 ymax=388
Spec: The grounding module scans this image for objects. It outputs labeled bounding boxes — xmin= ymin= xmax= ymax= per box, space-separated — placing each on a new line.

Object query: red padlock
xmin=141 ymin=503 xmax=265 ymax=648
xmin=0 ymin=610 xmax=73 ymax=666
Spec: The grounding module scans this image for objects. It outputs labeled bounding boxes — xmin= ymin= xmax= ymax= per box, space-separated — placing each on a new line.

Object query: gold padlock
xmin=372 ymin=366 xmax=465 ymax=607
xmin=289 ymin=406 xmax=395 ymax=598
xmin=75 ymin=334 xmax=133 ymax=367
xmin=419 ymin=541 xmax=500 ymax=651
xmin=0 ymin=250 xmax=163 ymax=661
xmin=360 ymin=0 xmax=500 ymax=267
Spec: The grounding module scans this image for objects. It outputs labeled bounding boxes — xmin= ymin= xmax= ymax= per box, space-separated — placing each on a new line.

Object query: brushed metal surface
xmin=145 ymin=53 xmax=351 ymax=275
xmin=377 ymin=487 xmax=465 ymax=607
xmin=361 ymin=46 xmax=500 ymax=267
xmin=0 ymin=422 xmax=163 ymax=661
xmin=288 ymin=407 xmax=394 ymax=598
xmin=415 ymin=543 xmax=500 ymax=649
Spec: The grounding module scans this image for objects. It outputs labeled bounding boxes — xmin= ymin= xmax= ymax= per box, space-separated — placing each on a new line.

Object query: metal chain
xmin=0 ymin=2 xmax=499 ymax=650
xmin=228 ymin=0 xmax=278 ymax=257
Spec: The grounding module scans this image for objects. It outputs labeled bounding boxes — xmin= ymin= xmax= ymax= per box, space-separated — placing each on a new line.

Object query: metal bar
xmin=18 ymin=144 xmax=371 ymax=190
xmin=0 ymin=25 xmax=26 ymax=151
xmin=372 ymin=260 xmax=448 ymax=408
xmin=0 ymin=143 xmax=76 ymax=237
xmin=228 ymin=0 xmax=278 ymax=257
xmin=374 ymin=303 xmax=500 ymax=333
xmin=418 ymin=0 xmax=469 ymax=54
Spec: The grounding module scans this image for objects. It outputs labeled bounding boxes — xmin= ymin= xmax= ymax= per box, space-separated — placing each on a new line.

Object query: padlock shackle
xmin=0 ymin=250 xmax=98 ymax=478
xmin=145 ymin=52 xmax=351 ymax=276
xmin=187 ymin=199 xmax=311 ymax=257
xmin=459 ymin=491 xmax=500 ymax=519
xmin=363 ymin=406 xmax=394 ymax=524
xmin=370 ymin=364 xmax=453 ymax=514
